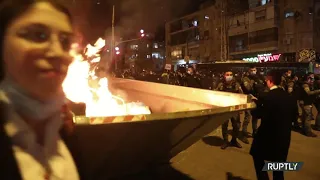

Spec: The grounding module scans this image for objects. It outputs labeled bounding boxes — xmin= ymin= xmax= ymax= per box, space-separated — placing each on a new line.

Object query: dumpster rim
xmin=73 ymin=102 xmax=256 ymax=125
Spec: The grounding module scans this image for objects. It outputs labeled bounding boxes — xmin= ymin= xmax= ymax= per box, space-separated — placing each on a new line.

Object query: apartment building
xmin=165 ymin=0 xmax=248 ymax=69
xmin=228 ymin=0 xmax=320 ymax=62
xmin=278 ymin=0 xmax=320 ymax=62
xmin=165 ymin=2 xmax=222 ymax=69
xmin=228 ymin=0 xmax=279 ymax=61
xmin=122 ymin=35 xmax=165 ymax=71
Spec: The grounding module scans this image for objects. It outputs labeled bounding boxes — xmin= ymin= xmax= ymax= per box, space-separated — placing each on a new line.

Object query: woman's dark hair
xmin=0 ymin=0 xmax=73 ymax=80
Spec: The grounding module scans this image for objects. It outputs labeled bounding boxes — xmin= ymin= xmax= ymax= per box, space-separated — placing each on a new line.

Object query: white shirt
xmin=1 ymin=92 xmax=79 ymax=180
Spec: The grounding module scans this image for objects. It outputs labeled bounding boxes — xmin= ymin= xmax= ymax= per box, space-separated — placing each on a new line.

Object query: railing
xmin=229 ymin=46 xmax=248 ymax=53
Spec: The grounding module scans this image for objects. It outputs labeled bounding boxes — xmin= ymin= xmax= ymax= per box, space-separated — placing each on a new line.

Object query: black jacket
xmin=185 ymin=74 xmax=202 ymax=88
xmin=250 ymin=88 xmax=298 ymax=161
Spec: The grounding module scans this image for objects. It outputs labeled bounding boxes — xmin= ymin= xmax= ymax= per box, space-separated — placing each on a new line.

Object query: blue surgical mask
xmin=225 ymin=76 xmax=233 ymax=82
xmin=1 ymin=79 xmax=66 ymax=121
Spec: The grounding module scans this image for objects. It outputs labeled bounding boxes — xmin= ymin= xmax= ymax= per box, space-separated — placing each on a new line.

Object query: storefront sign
xmin=298 ymin=49 xmax=316 ymax=62
xmin=243 ymin=53 xmax=281 ymax=63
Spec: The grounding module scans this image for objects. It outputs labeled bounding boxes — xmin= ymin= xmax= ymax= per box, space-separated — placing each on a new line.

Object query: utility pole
xmin=220 ymin=0 xmax=227 ymax=61
xmin=111 ymin=5 xmax=115 ymax=70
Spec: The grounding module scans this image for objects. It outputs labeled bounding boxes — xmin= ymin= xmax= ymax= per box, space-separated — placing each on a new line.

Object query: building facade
xmin=228 ymin=0 xmax=320 ymax=62
xmin=165 ymin=0 xmax=248 ymax=69
xmin=121 ymin=35 xmax=165 ymax=71
xmin=228 ymin=0 xmax=278 ymax=61
xmin=165 ymin=5 xmax=222 ymax=69
xmin=151 ymin=42 xmax=166 ymax=70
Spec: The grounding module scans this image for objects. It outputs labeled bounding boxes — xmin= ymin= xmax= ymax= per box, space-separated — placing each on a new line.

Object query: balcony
xmin=249 ymin=40 xmax=278 ymax=51
xmin=248 ymin=4 xmax=278 ymax=32
xmin=229 ymin=25 xmax=249 ymax=37
xmin=228 ymin=14 xmax=249 ymax=36
xmin=248 ymin=17 xmax=277 ymax=32
xmin=169 ymin=28 xmax=200 ymax=46
xmin=229 ymin=41 xmax=278 ymax=55
xmin=169 ymin=18 xmax=199 ymax=34
xmin=249 ymin=0 xmax=273 ymax=9
xmin=229 ymin=46 xmax=248 ymax=53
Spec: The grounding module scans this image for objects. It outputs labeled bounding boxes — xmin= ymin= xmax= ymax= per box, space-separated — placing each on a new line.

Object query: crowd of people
xmin=114 ymin=66 xmax=320 ymax=139
xmin=114 ymin=66 xmax=319 ymax=180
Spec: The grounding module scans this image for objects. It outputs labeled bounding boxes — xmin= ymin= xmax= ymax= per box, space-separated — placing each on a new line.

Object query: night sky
xmin=71 ymin=0 xmax=210 ymax=42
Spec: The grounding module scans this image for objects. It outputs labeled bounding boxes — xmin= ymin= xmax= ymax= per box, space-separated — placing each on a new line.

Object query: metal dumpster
xmin=71 ymin=78 xmax=255 ymax=179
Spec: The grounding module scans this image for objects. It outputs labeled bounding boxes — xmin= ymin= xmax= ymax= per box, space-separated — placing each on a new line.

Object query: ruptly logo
xmin=262 ymin=162 xmax=303 ymax=171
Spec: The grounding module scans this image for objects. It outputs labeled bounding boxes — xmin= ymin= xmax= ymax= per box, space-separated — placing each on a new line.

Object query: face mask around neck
xmin=0 ymin=79 xmax=66 ymax=121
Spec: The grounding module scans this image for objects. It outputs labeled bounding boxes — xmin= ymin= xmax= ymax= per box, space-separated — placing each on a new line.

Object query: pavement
xmin=170 ymin=112 xmax=320 ymax=180
xmin=114 ymin=109 xmax=320 ymax=180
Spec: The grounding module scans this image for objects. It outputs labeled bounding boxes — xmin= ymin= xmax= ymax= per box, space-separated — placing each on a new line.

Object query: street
xmin=112 ymin=110 xmax=320 ymax=180
xmin=171 ymin=119 xmax=320 ymax=180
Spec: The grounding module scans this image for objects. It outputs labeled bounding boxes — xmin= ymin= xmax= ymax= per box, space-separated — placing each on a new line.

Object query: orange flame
xmin=62 ymin=38 xmax=151 ymax=117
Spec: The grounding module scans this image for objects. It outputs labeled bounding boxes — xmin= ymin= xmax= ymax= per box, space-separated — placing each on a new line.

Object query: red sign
xmin=258 ymin=53 xmax=281 ymax=63
xmin=243 ymin=53 xmax=282 ymax=63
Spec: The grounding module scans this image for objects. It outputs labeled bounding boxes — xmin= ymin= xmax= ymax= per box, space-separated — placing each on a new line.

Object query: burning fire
xmin=62 ymin=38 xmax=151 ymax=117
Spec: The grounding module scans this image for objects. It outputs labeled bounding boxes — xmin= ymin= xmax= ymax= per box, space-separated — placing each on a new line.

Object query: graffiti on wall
xmin=298 ymin=49 xmax=316 ymax=62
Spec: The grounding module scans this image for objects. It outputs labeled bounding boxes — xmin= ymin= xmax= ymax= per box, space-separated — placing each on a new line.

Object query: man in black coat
xmin=185 ymin=66 xmax=202 ymax=89
xmin=250 ymin=70 xmax=298 ymax=180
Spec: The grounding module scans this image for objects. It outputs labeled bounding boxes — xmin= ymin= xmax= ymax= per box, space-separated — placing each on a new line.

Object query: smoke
xmin=71 ymin=0 xmax=195 ymax=43
xmin=108 ymin=0 xmax=193 ymax=39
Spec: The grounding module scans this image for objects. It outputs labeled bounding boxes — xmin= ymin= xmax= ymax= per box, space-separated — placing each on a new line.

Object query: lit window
xmin=285 ymin=12 xmax=295 ymax=18
xmin=309 ymin=7 xmax=313 ymax=15
xmin=130 ymin=54 xmax=136 ymax=59
xmin=147 ymin=55 xmax=151 ymax=58
xmin=171 ymin=49 xmax=182 ymax=59
xmin=153 ymin=43 xmax=158 ymax=48
xmin=261 ymin=0 xmax=270 ymax=5
xmin=147 ymin=44 xmax=149 ymax=48
xmin=193 ymin=20 xmax=198 ymax=27
xmin=205 ymin=15 xmax=210 ymax=19
xmin=152 ymin=53 xmax=159 ymax=58
xmin=130 ymin=45 xmax=138 ymax=50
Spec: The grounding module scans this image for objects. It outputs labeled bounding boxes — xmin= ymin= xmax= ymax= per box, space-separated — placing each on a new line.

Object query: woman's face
xmin=3 ymin=2 xmax=73 ymax=100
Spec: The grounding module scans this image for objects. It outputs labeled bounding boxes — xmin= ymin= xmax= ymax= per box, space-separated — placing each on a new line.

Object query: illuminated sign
xmin=243 ymin=53 xmax=281 ymax=63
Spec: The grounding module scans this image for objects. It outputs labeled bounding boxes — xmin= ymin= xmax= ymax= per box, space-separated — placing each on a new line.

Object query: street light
xmin=140 ymin=29 xmax=145 ymax=37
xmin=115 ymin=46 xmax=120 ymax=55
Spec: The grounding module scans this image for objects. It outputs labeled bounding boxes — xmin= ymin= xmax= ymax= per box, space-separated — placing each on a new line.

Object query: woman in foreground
xmin=0 ymin=0 xmax=81 ymax=179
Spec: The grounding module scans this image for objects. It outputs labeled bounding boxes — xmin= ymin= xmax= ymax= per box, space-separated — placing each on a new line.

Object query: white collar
xmin=270 ymin=85 xmax=278 ymax=90
xmin=1 ymin=91 xmax=63 ymax=155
